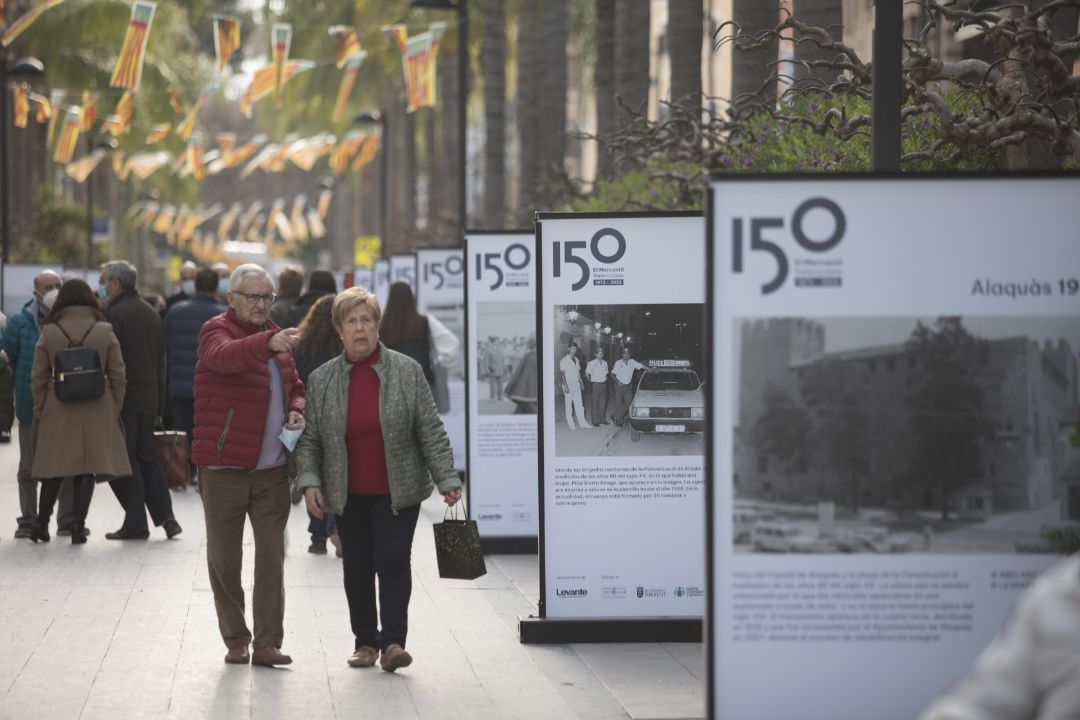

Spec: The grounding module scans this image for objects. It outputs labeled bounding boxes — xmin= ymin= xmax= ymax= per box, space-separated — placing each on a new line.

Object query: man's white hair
xmin=228 ymin=263 xmax=272 ymax=292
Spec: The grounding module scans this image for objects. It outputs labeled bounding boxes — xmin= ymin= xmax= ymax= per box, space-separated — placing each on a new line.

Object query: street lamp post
xmin=0 ymin=56 xmax=45 ymax=311
xmin=87 ymin=136 xmax=117 ymax=270
xmin=410 ymin=0 xmax=467 ymax=233
xmin=354 ymin=111 xmax=388 ymax=248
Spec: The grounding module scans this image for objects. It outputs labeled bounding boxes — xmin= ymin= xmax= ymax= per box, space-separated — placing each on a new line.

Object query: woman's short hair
xmin=332 ymin=286 xmax=381 ymax=328
xmin=228 ymin=263 xmax=272 ymax=291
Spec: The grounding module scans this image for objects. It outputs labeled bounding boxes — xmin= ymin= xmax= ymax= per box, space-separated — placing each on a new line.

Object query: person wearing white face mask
xmin=165 ymin=261 xmax=198 ymax=315
xmin=1 ymin=269 xmax=80 ymax=539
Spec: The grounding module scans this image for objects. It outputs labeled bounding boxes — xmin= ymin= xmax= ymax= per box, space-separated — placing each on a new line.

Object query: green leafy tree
xmin=905 ymin=317 xmax=993 ymax=519
xmin=18 ymin=183 xmax=106 ymax=266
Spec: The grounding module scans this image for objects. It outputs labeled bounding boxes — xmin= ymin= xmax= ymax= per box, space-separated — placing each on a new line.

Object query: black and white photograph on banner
xmin=476 ymin=301 xmax=536 ymax=415
xmin=552 ymin=303 xmax=706 ymax=458
xmin=733 ymin=314 xmax=1080 ymax=555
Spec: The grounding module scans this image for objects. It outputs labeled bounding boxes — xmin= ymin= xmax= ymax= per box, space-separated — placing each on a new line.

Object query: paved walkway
xmin=0 ymin=428 xmax=704 ymax=719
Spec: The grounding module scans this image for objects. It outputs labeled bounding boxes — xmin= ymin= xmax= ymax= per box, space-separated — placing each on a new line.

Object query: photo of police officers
xmin=552 ymin=304 xmax=706 ymax=457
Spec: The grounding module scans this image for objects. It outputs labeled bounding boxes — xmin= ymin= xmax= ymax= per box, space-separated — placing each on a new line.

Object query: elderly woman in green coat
xmin=296 ymin=286 xmax=462 ymax=673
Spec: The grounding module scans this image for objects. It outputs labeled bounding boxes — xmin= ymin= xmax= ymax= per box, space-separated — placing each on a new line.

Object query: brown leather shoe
xmin=347 ymin=646 xmax=379 ymax=668
xmin=251 ymin=647 xmax=292 ymax=667
xmin=224 ymin=646 xmax=250 ymax=664
xmin=379 ymin=644 xmax=412 ymax=672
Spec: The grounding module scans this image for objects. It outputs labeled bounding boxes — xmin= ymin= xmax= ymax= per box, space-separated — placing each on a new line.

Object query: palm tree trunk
xmin=425 ymin=107 xmax=439 ymax=243
xmin=516 ymin=0 xmax=542 ymax=221
xmin=732 ymin=0 xmax=778 ymax=106
xmin=614 ymin=0 xmax=650 ymax=122
xmin=792 ymin=0 xmax=842 ymax=84
xmin=595 ymin=0 xmax=616 ymax=179
xmin=539 ymin=0 xmax=568 ymax=207
xmin=482 ymin=0 xmax=507 ymax=228
xmin=668 ymin=0 xmax=704 ymax=114
xmin=439 ymin=41 xmax=460 ymax=242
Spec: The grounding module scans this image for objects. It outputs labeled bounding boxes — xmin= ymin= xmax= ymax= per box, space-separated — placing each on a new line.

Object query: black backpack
xmin=52 ymin=321 xmax=106 ymax=402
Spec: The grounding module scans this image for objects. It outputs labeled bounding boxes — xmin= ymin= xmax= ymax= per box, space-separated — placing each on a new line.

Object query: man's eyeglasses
xmin=234 ymin=291 xmax=276 ymax=305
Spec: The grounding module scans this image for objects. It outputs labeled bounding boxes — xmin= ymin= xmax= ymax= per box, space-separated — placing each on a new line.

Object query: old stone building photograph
xmin=732 ymin=316 xmax=1080 ymax=554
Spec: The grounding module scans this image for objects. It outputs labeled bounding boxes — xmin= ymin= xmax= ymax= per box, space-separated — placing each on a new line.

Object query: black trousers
xmin=39 ymin=475 xmax=94 ymax=526
xmin=336 ymin=494 xmax=420 ymax=651
xmin=109 ymin=411 xmax=174 ymax=532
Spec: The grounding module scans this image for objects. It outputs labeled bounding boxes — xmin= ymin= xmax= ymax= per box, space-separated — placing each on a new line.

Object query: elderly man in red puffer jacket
xmin=193 ymin=263 xmax=305 ymax=669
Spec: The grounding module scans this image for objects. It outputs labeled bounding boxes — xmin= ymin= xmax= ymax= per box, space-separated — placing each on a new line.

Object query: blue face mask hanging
xmin=279 ymin=426 xmax=303 ymax=452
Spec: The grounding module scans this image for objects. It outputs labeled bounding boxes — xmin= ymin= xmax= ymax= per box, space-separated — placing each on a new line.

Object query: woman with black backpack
xmin=28 ymin=279 xmax=131 ymax=544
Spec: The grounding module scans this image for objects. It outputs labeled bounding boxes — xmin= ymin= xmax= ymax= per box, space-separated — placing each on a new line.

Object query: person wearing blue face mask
xmin=212 ymin=262 xmax=232 ymax=302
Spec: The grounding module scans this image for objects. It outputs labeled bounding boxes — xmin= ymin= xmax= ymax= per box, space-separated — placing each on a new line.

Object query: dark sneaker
xmin=105 ymin=528 xmax=150 ymax=540
xmin=308 ymin=539 xmax=327 ymax=554
xmin=15 ymin=525 xmax=33 ymax=539
xmin=163 ymin=519 xmax=183 ymax=539
xmin=56 ymin=525 xmax=91 ymax=537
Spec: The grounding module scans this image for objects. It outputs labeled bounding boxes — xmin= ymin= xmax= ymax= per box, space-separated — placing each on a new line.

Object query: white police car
xmin=628 ymin=360 xmax=705 ymax=442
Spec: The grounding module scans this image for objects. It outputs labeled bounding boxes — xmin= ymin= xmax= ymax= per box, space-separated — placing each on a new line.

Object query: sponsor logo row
xmin=555 ymin=585 xmax=705 ymax=600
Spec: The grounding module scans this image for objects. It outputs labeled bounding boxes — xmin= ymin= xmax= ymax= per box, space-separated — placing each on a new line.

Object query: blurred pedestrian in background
xmin=164 ymin=267 xmax=225 ymax=483
xmin=289 ymin=269 xmax=336 ymax=326
xmin=29 ymin=279 xmax=131 ymax=544
xmin=505 ymin=335 xmax=538 ymax=414
xmin=270 ymin=267 xmax=303 ymax=328
xmin=2 ymin=269 xmax=76 ymax=539
xmin=292 ymin=294 xmax=342 ymax=556
xmin=99 ymin=261 xmax=182 ymax=541
xmin=379 ymin=282 xmax=460 ymax=402
xmin=165 ymin=260 xmax=198 ymax=313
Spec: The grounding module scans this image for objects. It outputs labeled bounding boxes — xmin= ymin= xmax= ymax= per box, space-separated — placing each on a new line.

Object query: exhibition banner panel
xmin=417 ymin=247 xmax=467 ymax=469
xmin=353 ymin=266 xmax=374 ymax=291
xmin=464 ymin=232 xmax=538 ymax=541
xmin=539 ymin=212 xmax=706 ymax=620
xmin=390 ymin=253 xmax=417 ymax=292
xmin=374 ymin=259 xmax=390 ymax=310
xmin=707 ymin=174 xmax=1078 ymax=719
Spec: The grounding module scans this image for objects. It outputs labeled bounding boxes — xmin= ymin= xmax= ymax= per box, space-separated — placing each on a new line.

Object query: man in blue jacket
xmin=2 ymin=270 xmax=75 ymax=538
xmin=164 ymin=267 xmax=224 ymax=480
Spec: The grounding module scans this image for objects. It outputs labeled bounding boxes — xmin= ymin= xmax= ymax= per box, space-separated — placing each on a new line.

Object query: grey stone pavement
xmin=0 ymin=427 xmax=704 ymax=720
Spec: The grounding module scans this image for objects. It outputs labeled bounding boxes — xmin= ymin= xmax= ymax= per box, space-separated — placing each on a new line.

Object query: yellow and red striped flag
xmin=239 ymin=60 xmax=313 ymax=118
xmin=317 ymin=188 xmax=333 ymax=219
xmin=53 ymin=106 xmax=82 ymax=164
xmin=101 ymin=89 xmax=134 ymax=136
xmin=166 ymin=86 xmax=183 ymax=113
xmin=152 ymin=204 xmax=176 ymax=234
xmin=214 ymin=15 xmax=241 ymax=73
xmin=110 ymin=1 xmax=157 ymax=92
xmin=216 ymin=202 xmax=242 ymax=241
xmin=187 ymin=132 xmax=206 ymax=181
xmin=65 ymin=149 xmax=106 ymax=183
xmin=138 ymin=201 xmax=160 ymax=230
xmin=175 ymin=92 xmax=206 ymax=141
xmin=384 ymin=23 xmax=443 ymax=113
xmin=329 ymin=130 xmax=365 ymax=173
xmin=229 ymin=135 xmax=265 ymax=168
xmin=124 ymin=150 xmax=171 ymax=180
xmin=424 ymin=22 xmax=447 ymax=107
xmin=271 ymin=23 xmax=292 ymax=106
xmin=2 ymin=0 xmax=66 ymax=47
xmin=112 ymin=148 xmax=126 ymax=178
xmin=290 ymin=196 xmax=309 ymax=244
xmin=267 ymin=198 xmax=290 ymax=242
xmin=246 ymin=212 xmax=266 ymax=242
xmin=217 ymin=132 xmax=236 ymax=164
xmin=329 ymin=26 xmax=361 ymax=68
xmin=12 ymin=84 xmax=29 ymax=127
xmin=305 ymin=206 xmax=326 ymax=239
xmin=80 ymin=91 xmax=98 ymax=131
xmin=351 ymin=133 xmax=380 ymax=172
xmin=145 ymin=122 xmax=171 ymax=144
xmin=382 ymin=24 xmax=407 ymax=53
xmin=30 ymin=92 xmax=51 ymax=123
xmin=333 ymin=51 xmax=365 ymax=123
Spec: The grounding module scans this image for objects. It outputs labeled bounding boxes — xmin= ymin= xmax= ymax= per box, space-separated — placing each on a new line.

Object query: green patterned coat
xmin=295 ymin=343 xmax=460 ymax=514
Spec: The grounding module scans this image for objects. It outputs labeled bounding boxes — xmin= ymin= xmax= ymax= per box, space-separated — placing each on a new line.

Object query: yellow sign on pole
xmin=354 ymin=235 xmax=381 ymax=267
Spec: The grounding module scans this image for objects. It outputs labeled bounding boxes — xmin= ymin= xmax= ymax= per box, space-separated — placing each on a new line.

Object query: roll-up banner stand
xmin=354 ymin=266 xmax=375 ymax=291
xmin=464 ymin=231 xmax=539 ymax=554
xmin=706 ymin=173 xmax=1079 ymax=720
xmin=390 ymin=253 xmax=417 ymax=293
xmin=416 ymin=247 xmax=467 ymax=471
xmin=374 ymin=259 xmax=390 ymax=310
xmin=520 ymin=211 xmax=706 ymax=644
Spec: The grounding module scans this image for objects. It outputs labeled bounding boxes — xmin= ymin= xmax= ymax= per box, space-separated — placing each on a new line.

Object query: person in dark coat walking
xmin=1 ymin=269 xmax=76 ymax=538
xmin=289 ymin=269 xmax=337 ymax=327
xmin=270 ymin=267 xmax=302 ymax=328
xmin=164 ymin=267 xmax=224 ymax=477
xmin=164 ymin=261 xmax=198 ymax=314
xmin=99 ymin=260 xmax=182 ymax=540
